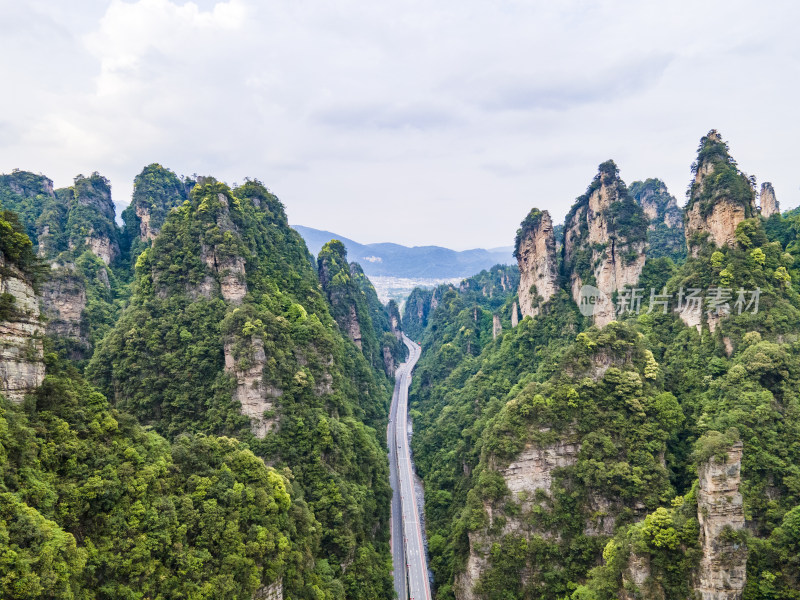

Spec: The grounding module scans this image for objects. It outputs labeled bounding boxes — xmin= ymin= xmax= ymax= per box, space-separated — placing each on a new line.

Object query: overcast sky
xmin=1 ymin=0 xmax=798 ymax=250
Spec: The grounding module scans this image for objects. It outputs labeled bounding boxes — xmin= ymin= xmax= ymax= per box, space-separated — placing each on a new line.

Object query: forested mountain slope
xmin=402 ymin=265 xmax=519 ymax=342
xmin=1 ymin=169 xmax=404 ymax=599
xmin=407 ymin=131 xmax=800 ymax=600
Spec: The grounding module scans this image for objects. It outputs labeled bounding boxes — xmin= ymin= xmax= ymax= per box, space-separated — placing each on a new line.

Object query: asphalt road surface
xmin=388 ymin=336 xmax=432 ymax=600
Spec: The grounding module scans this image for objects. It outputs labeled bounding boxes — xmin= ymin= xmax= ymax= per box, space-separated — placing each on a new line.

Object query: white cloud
xmin=85 ymin=0 xmax=246 ymax=97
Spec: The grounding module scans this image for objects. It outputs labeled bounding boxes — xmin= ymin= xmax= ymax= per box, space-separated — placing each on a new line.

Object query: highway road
xmin=388 ymin=335 xmax=432 ymax=600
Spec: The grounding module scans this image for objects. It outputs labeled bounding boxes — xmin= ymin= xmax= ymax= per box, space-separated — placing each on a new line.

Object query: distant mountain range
xmin=293 ymin=225 xmax=515 ymax=278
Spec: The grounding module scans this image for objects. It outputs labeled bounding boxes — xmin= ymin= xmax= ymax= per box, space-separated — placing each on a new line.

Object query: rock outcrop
xmin=190 ymin=193 xmax=249 ymax=304
xmin=387 ymin=299 xmax=403 ymax=340
xmin=1 ymin=171 xmax=123 ymax=361
xmin=511 ymin=301 xmax=519 ymax=327
xmin=318 ymin=240 xmax=365 ymax=349
xmin=344 ymin=304 xmax=363 ymax=349
xmin=515 ymin=208 xmax=558 ymax=319
xmin=402 ymin=288 xmax=433 ymax=339
xmin=136 ymin=203 xmax=156 ymax=241
xmin=498 ymin=437 xmax=581 ymax=505
xmin=253 ymin=580 xmax=282 ymax=600
xmin=202 ymin=247 xmax=248 ymax=304
xmin=382 ymin=345 xmax=396 ymax=376
xmin=457 ymin=435 xmax=581 ymax=600
xmin=122 ymin=164 xmax=190 ymax=259
xmin=0 ymin=257 xmax=45 ymax=402
xmin=224 ymin=337 xmax=280 ymax=438
xmin=635 ymin=180 xmax=682 ymax=229
xmin=67 ymin=173 xmax=121 ymax=265
xmin=620 ymin=552 xmax=654 ymax=600
xmin=684 ymin=131 xmax=756 ymax=256
xmin=629 ymin=178 xmax=685 ymax=259
xmin=759 ymin=182 xmax=779 ymax=219
xmin=563 ymin=161 xmax=648 ymax=327
xmin=695 ymin=442 xmax=747 ymax=600
xmin=84 ymin=235 xmax=118 ymax=266
xmin=0 ymin=171 xmax=64 ymax=258
xmin=1 ymin=170 xmax=55 ymax=199
xmin=1 ymin=170 xmax=122 ymax=269
xmin=40 ymin=262 xmax=88 ymax=350
xmin=456 ymin=532 xmax=489 ymax=600
xmin=492 ymin=314 xmax=501 ymax=339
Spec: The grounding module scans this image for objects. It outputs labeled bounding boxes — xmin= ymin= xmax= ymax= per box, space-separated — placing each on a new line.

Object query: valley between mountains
xmin=2 ymin=129 xmax=800 ymax=600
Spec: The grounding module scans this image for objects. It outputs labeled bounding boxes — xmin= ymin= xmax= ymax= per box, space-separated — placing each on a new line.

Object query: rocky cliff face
xmin=67 ymin=174 xmax=121 ymax=265
xmin=497 ymin=437 xmax=581 ymax=505
xmin=456 ymin=533 xmax=489 ymax=600
xmin=684 ymin=131 xmax=756 ymax=256
xmin=253 ymin=579 xmax=282 ymax=600
xmin=685 ymin=201 xmax=747 ymax=257
xmin=696 ymin=442 xmax=747 ymax=600
xmin=1 ymin=170 xmax=55 ymax=199
xmin=515 ymin=209 xmax=558 ymax=319
xmin=633 ymin=179 xmax=682 ymax=229
xmin=318 ymin=240 xmax=365 ymax=350
xmin=621 ymin=553 xmax=652 ymax=600
xmin=629 ymin=178 xmax=685 ymax=260
xmin=0 ymin=257 xmax=45 ymax=402
xmin=40 ymin=262 xmax=88 ymax=349
xmin=563 ymin=161 xmax=648 ymax=327
xmin=759 ymin=182 xmax=779 ymax=219
xmin=224 ymin=336 xmax=280 ymax=438
xmin=344 ymin=304 xmax=363 ymax=349
xmin=382 ymin=345 xmax=396 ymax=376
xmin=1 ymin=170 xmax=124 ymax=361
xmin=387 ymin=299 xmax=403 ymax=340
xmin=202 ymin=240 xmax=248 ymax=304
xmin=136 ymin=203 xmax=156 ymax=241
xmin=1 ymin=171 xmax=64 ymax=257
xmin=457 ymin=435 xmax=582 ymax=600
xmin=402 ymin=288 xmax=433 ymax=339
xmin=122 ymin=164 xmax=190 ymax=261
xmin=85 ymin=235 xmax=117 ymax=266
xmin=158 ymin=191 xmax=249 ymax=304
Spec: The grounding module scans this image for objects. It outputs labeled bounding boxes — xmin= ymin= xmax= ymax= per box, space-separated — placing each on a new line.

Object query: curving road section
xmin=388 ymin=335 xmax=432 ymax=600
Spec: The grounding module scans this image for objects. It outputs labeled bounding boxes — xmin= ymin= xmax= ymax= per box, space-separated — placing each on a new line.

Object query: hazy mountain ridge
xmin=293 ymin=224 xmax=514 ymax=279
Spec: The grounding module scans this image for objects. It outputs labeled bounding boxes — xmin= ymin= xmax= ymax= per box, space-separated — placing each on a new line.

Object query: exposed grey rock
xmin=695 ymin=442 xmax=747 ymax=600
xmin=516 ymin=209 xmax=558 ymax=319
xmin=564 ymin=165 xmax=646 ymax=327
xmin=224 ymin=337 xmax=280 ymax=438
xmin=0 ymin=257 xmax=45 ymax=402
xmin=759 ymin=182 xmax=779 ymax=218
xmin=684 ymin=131 xmax=756 ymax=256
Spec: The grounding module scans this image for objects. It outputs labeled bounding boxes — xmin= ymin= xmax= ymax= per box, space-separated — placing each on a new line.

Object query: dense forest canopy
xmin=0 ymin=168 xmax=404 ymax=599
xmin=3 ymin=129 xmax=800 ymax=600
